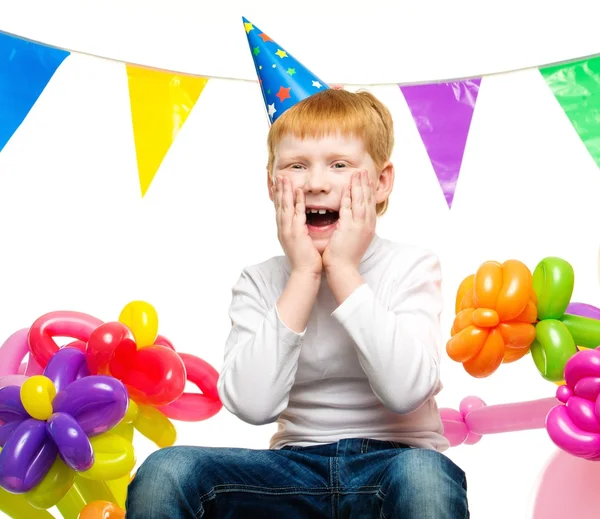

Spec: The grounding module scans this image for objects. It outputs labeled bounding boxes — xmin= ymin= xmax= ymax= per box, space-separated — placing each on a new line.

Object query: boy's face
xmin=270 ymin=132 xmax=382 ymax=254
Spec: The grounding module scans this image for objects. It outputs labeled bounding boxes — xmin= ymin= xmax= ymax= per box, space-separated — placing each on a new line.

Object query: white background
xmin=1 ymin=1 xmax=600 ymax=518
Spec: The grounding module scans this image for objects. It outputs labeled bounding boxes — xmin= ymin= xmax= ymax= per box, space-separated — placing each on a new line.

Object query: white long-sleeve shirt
xmin=217 ymin=234 xmax=450 ymax=451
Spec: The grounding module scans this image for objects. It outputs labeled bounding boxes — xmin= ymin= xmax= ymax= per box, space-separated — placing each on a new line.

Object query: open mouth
xmin=305 ymin=208 xmax=339 ymax=228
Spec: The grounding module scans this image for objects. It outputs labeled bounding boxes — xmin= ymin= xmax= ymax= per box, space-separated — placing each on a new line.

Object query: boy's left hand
xmin=323 ymin=170 xmax=376 ymax=273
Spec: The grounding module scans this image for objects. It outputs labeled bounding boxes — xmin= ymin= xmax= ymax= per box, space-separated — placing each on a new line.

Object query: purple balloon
xmin=0 ymin=385 xmax=28 ymax=423
xmin=0 ymin=421 xmax=22 ymax=447
xmin=46 ymin=412 xmax=93 ymax=471
xmin=0 ymin=419 xmax=57 ymax=493
xmin=566 ymin=302 xmax=600 ymax=321
xmin=52 ymin=376 xmax=128 ymax=436
xmin=43 ymin=348 xmax=90 ymax=392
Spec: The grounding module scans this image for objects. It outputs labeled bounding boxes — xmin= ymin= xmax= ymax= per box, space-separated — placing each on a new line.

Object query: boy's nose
xmin=304 ymin=170 xmax=331 ymax=193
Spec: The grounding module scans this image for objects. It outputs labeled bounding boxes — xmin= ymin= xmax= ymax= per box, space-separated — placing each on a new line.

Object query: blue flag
xmin=0 ymin=32 xmax=70 ymax=152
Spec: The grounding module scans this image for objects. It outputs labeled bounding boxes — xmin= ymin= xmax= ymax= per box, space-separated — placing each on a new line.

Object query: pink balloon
xmin=459 ymin=396 xmax=485 ymax=444
xmin=547 ymin=350 xmax=600 ymax=460
xmin=0 ymin=374 xmax=28 ymax=389
xmin=24 ymin=355 xmax=44 ymax=376
xmin=439 ymin=408 xmax=469 ymax=446
xmin=466 ymin=397 xmax=557 ymax=434
xmin=532 ymin=449 xmax=600 ymax=518
xmin=0 ymin=329 xmax=30 ymax=377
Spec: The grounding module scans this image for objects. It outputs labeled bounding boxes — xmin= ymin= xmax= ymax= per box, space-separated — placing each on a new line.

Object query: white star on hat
xmin=268 ymin=103 xmax=277 ymax=118
xmin=312 ymin=81 xmax=323 ymax=88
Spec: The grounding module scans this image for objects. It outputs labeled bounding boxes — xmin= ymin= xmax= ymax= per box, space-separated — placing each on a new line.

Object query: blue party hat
xmin=242 ymin=17 xmax=330 ymax=123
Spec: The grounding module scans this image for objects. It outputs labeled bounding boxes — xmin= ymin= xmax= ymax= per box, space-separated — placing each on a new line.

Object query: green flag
xmin=540 ymin=56 xmax=600 ymax=168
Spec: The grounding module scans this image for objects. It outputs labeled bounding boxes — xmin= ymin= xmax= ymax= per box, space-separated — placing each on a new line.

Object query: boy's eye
xmin=332 ymin=162 xmax=347 ymax=169
xmin=290 ymin=164 xmax=304 ymax=169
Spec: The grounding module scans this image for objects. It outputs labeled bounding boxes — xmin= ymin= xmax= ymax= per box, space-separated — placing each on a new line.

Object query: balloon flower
xmin=25 ymin=301 xmax=221 ymax=449
xmin=0 ymin=348 xmax=130 ymax=495
xmin=447 ymin=259 xmax=537 ymax=377
xmin=546 ymin=348 xmax=600 ymax=460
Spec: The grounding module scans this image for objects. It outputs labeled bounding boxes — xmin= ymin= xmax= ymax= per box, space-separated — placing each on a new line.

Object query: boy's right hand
xmin=274 ymin=176 xmax=322 ymax=276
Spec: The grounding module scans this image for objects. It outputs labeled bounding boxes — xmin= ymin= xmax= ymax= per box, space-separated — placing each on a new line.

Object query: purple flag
xmin=400 ymin=79 xmax=481 ymax=208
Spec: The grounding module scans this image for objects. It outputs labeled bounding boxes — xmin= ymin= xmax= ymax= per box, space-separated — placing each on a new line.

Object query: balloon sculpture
xmin=443 ymin=255 xmax=600 ymax=517
xmin=0 ymin=301 xmax=222 ymax=519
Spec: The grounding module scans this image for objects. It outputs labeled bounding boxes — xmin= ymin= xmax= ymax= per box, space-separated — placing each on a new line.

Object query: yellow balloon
xmin=112 ymin=421 xmax=135 ymax=443
xmin=118 ymin=301 xmax=159 ymax=348
xmin=78 ymin=432 xmax=136 ymax=481
xmin=55 ymin=485 xmax=86 ymax=519
xmin=134 ymin=404 xmax=177 ymax=448
xmin=106 ymin=474 xmax=131 ymax=509
xmin=0 ymin=486 xmax=54 ymax=518
xmin=73 ymin=476 xmax=116 ymax=505
xmin=122 ymin=399 xmax=139 ymax=423
xmin=25 ymin=456 xmax=74 ymax=510
xmin=21 ymin=376 xmax=56 ymax=420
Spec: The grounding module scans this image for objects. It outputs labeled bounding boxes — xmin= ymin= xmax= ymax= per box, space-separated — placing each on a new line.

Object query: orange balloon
xmin=473 ymin=261 xmax=503 ymax=309
xmin=472 ymin=308 xmax=499 ymax=327
xmin=78 ymin=501 xmax=125 ymax=519
xmin=463 ymin=328 xmax=505 ymax=377
xmin=514 ymin=300 xmax=538 ymax=323
xmin=446 ymin=326 xmax=488 ymax=363
xmin=459 ymin=288 xmax=476 ymax=312
xmin=455 ymin=274 xmax=474 ymax=314
xmin=498 ymin=322 xmax=537 ymax=346
xmin=452 ymin=308 xmax=475 ymax=333
xmin=446 ymin=259 xmax=537 ymax=377
xmin=503 ymin=344 xmax=531 ymax=363
xmin=495 ymin=260 xmax=532 ymax=321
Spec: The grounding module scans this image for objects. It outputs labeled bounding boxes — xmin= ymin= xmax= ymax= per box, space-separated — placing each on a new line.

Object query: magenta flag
xmin=400 ymin=79 xmax=481 ymax=208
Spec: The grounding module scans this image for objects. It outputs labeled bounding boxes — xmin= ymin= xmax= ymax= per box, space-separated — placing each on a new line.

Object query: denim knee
xmin=126 ymin=447 xmax=206 ymax=517
xmin=381 ymin=448 xmax=468 ymax=517
xmin=388 ymin=448 xmax=466 ymax=493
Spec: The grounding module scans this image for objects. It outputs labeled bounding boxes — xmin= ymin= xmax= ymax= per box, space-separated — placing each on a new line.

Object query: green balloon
xmin=532 ymin=257 xmax=574 ymax=320
xmin=561 ymin=313 xmax=600 ymax=349
xmin=530 ymin=319 xmax=577 ymax=381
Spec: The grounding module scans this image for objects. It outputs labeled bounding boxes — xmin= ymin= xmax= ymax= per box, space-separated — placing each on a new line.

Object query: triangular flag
xmin=0 ymin=32 xmax=69 ymax=152
xmin=540 ymin=56 xmax=600 ymax=169
xmin=400 ymin=79 xmax=481 ymax=208
xmin=126 ymin=65 xmax=208 ymax=197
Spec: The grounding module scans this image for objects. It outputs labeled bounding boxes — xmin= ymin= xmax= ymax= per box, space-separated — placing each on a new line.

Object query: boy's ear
xmin=375 ymin=162 xmax=394 ymax=204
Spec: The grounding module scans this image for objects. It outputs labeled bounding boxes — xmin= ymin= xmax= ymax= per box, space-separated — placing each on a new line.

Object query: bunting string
xmin=1 ymin=29 xmax=600 ymax=203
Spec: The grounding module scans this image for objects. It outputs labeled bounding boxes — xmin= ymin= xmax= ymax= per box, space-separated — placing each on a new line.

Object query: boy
xmin=126 ymin=19 xmax=468 ymax=518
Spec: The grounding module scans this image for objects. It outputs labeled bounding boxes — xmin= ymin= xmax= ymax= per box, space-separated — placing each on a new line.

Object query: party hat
xmin=242 ymin=17 xmax=330 ymax=123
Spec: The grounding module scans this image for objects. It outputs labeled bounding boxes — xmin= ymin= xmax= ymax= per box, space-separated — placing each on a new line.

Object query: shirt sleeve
xmin=331 ymin=251 xmax=443 ymax=415
xmin=217 ymin=268 xmax=305 ymax=425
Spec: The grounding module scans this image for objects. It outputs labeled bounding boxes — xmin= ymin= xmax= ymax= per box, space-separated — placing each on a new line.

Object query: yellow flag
xmin=126 ymin=65 xmax=208 ymax=196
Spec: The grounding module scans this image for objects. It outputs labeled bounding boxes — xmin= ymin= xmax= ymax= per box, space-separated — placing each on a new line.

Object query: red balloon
xmin=86 ymin=322 xmax=135 ymax=375
xmin=158 ymin=353 xmax=222 ymax=422
xmin=154 ymin=334 xmax=175 ymax=350
xmin=65 ymin=340 xmax=87 ymax=352
xmin=28 ymin=311 xmax=103 ymax=367
xmin=109 ymin=341 xmax=186 ymax=407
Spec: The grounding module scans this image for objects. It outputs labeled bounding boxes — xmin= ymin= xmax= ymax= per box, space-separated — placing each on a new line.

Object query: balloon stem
xmin=465 ymin=397 xmax=558 ymax=435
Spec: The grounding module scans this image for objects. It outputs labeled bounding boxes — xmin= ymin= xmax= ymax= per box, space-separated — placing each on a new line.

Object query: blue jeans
xmin=126 ymin=438 xmax=468 ymax=518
